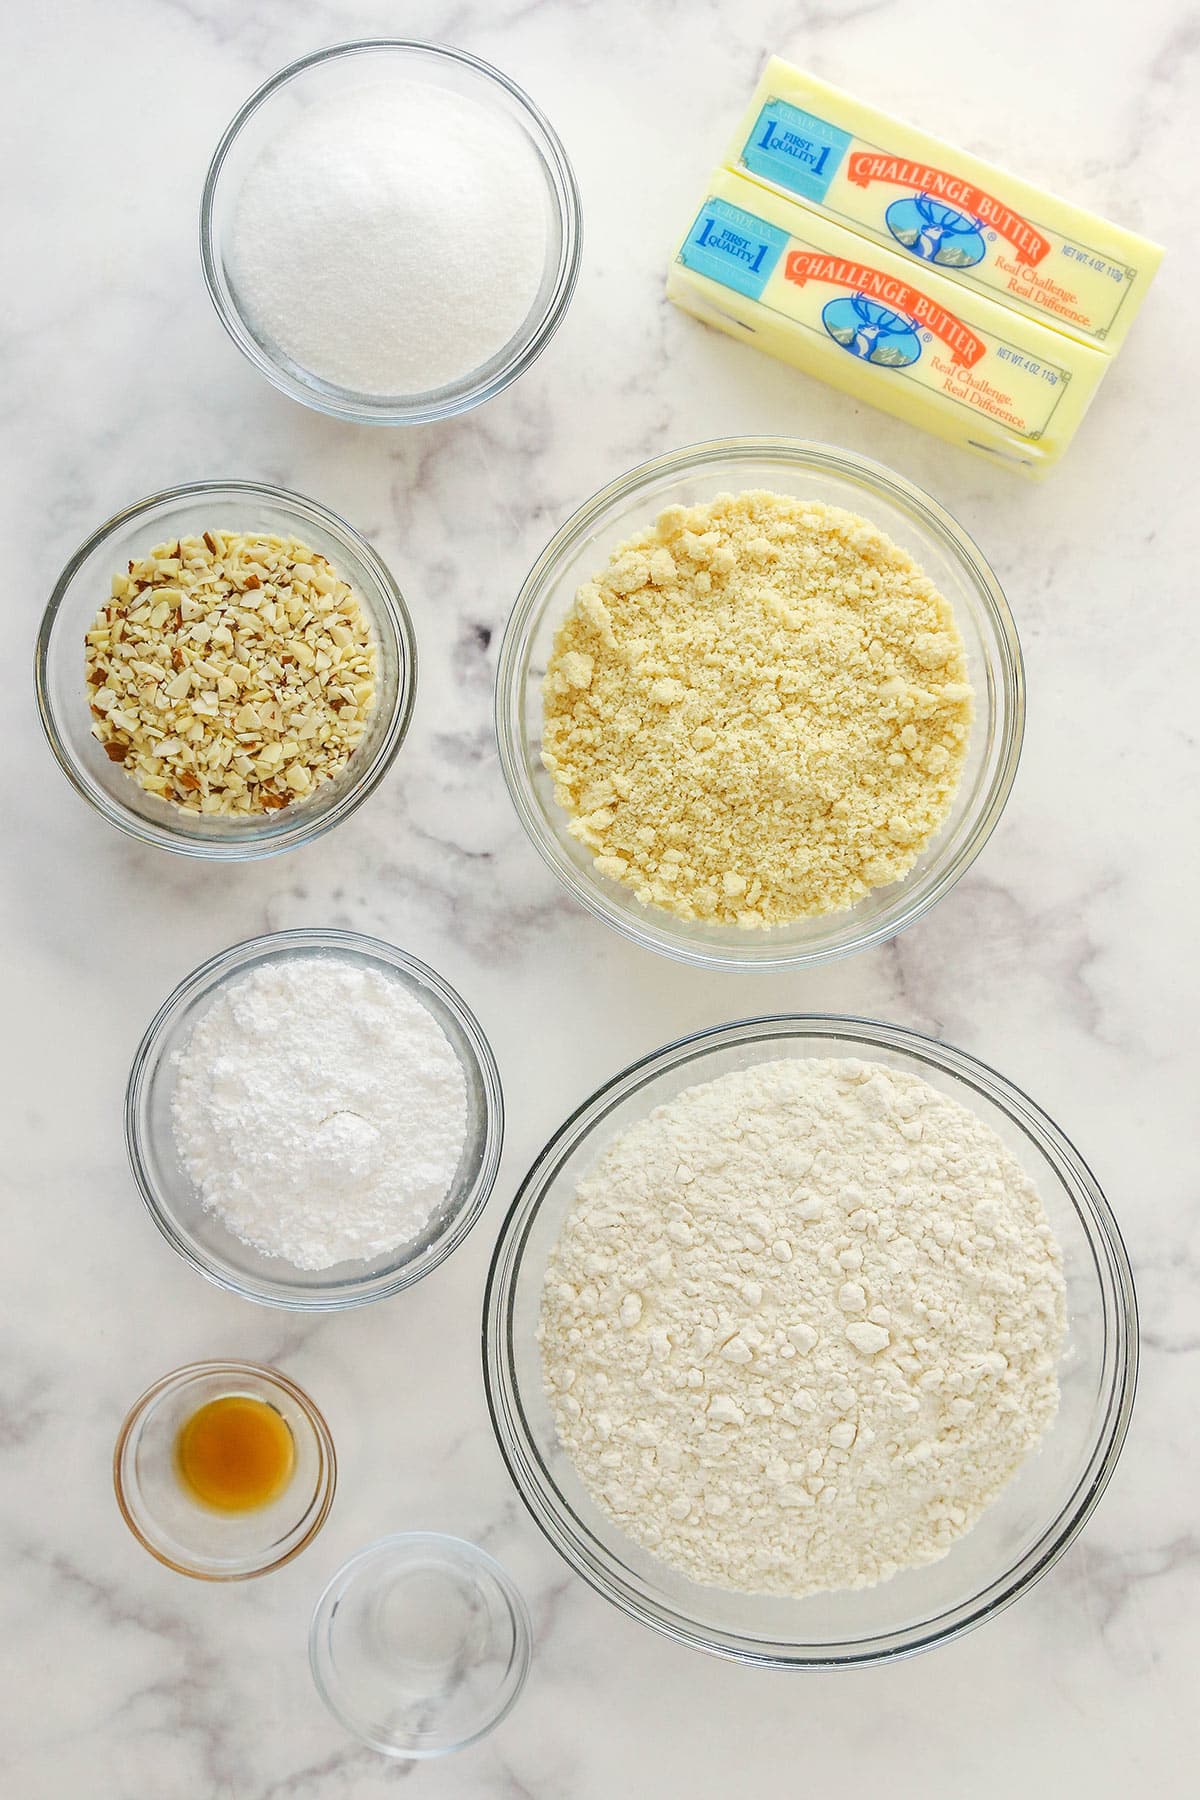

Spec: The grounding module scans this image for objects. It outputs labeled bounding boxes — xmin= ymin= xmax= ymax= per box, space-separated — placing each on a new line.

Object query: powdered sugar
xmin=171 ymin=955 xmax=468 ymax=1270
xmin=539 ymin=1057 xmax=1065 ymax=1597
xmin=229 ymin=81 xmax=549 ymax=396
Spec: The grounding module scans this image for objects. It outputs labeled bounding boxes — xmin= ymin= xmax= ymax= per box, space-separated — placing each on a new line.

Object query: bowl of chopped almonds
xmin=36 ymin=480 xmax=416 ymax=858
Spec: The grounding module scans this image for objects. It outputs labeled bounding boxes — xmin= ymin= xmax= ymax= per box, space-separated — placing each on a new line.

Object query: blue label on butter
xmin=741 ymin=100 xmax=851 ymax=203
xmin=679 ymin=197 xmax=789 ymax=300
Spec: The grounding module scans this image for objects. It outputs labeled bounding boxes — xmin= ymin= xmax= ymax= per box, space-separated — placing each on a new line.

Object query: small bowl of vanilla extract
xmin=114 ymin=1361 xmax=336 ymax=1579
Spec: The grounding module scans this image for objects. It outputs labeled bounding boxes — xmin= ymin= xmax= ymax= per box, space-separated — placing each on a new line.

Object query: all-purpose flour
xmin=172 ymin=956 xmax=468 ymax=1270
xmin=539 ymin=1057 xmax=1065 ymax=1597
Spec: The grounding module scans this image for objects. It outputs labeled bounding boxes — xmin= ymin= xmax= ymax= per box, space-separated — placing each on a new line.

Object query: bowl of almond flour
xmin=482 ymin=1016 xmax=1137 ymax=1666
xmin=495 ymin=439 xmax=1024 ymax=971
xmin=126 ymin=929 xmax=503 ymax=1309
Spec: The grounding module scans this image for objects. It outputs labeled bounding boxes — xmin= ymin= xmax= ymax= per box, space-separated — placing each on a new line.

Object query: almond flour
xmin=541 ymin=492 xmax=973 ymax=926
xmin=538 ymin=1057 xmax=1065 ymax=1598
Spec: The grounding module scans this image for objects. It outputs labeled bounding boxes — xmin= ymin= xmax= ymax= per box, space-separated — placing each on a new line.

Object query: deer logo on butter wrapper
xmin=885 ymin=194 xmax=986 ymax=269
xmin=821 ymin=294 xmax=922 ymax=366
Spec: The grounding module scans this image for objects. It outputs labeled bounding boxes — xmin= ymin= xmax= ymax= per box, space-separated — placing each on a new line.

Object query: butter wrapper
xmin=729 ymin=58 xmax=1162 ymax=352
xmin=668 ymin=171 xmax=1111 ymax=475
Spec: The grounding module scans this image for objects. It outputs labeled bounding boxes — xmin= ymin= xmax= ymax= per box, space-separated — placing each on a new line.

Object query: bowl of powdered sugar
xmin=483 ymin=1015 xmax=1137 ymax=1666
xmin=201 ymin=40 xmax=582 ymax=424
xmin=126 ymin=928 xmax=503 ymax=1309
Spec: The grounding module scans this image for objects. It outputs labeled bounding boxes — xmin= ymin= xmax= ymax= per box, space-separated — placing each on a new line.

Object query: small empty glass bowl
xmin=483 ymin=1015 xmax=1138 ymax=1667
xmin=309 ymin=1534 xmax=531 ymax=1758
xmin=495 ymin=439 xmax=1024 ymax=971
xmin=114 ymin=1361 xmax=336 ymax=1579
xmin=36 ymin=481 xmax=416 ymax=859
xmin=125 ymin=928 xmax=504 ymax=1309
xmin=201 ymin=40 xmax=582 ymax=424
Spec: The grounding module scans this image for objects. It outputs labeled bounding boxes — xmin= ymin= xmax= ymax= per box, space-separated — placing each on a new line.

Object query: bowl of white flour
xmin=482 ymin=1015 xmax=1137 ymax=1666
xmin=201 ymin=40 xmax=582 ymax=424
xmin=126 ymin=929 xmax=503 ymax=1309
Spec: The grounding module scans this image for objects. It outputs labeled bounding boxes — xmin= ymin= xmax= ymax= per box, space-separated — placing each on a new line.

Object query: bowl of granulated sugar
xmin=126 ymin=928 xmax=504 ymax=1309
xmin=201 ymin=40 xmax=582 ymax=424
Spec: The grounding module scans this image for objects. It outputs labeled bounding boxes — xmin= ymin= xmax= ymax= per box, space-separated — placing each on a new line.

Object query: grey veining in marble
xmin=2 ymin=0 xmax=1196 ymax=1794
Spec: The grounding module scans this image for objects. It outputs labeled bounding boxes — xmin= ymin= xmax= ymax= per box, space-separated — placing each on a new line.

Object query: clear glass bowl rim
xmin=113 ymin=1358 xmax=337 ymax=1580
xmin=199 ymin=37 xmax=584 ymax=425
xmin=34 ymin=479 xmax=418 ymax=860
xmin=308 ymin=1530 xmax=533 ymax=1758
xmin=494 ymin=437 xmax=1025 ymax=972
xmin=482 ymin=1011 xmax=1138 ymax=1668
xmin=125 ymin=927 xmax=504 ymax=1310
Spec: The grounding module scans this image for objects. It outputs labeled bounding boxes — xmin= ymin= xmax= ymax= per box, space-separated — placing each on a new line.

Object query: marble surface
xmin=3 ymin=0 xmax=1196 ymax=1793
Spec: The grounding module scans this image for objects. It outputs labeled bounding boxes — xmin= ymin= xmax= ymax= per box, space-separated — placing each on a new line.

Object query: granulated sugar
xmin=171 ymin=955 xmax=468 ymax=1270
xmin=539 ymin=1057 xmax=1065 ymax=1597
xmin=229 ymin=81 xmax=549 ymax=395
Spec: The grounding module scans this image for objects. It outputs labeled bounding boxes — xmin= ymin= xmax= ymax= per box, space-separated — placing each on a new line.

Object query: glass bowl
xmin=201 ymin=40 xmax=583 ymax=424
xmin=482 ymin=1015 xmax=1137 ymax=1667
xmin=125 ymin=928 xmax=504 ymax=1309
xmin=36 ymin=481 xmax=416 ymax=859
xmin=309 ymin=1533 xmax=531 ymax=1758
xmin=495 ymin=439 xmax=1024 ymax=971
xmin=114 ymin=1360 xmax=336 ymax=1579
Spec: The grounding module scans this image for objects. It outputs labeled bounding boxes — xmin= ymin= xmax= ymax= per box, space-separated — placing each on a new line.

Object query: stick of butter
xmin=728 ymin=58 xmax=1162 ymax=352
xmin=668 ymin=171 xmax=1110 ymax=475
